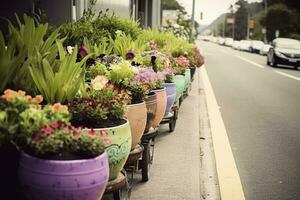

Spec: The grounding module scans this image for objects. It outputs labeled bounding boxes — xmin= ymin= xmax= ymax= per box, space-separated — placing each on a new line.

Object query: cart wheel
xmin=141 ymin=142 xmax=151 ymax=182
xmin=169 ymin=119 xmax=176 ymax=132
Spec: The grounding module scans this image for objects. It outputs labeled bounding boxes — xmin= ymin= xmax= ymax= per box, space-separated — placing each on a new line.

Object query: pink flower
xmin=42 ymin=127 xmax=53 ymax=135
xmin=32 ymin=134 xmax=41 ymax=142
xmin=88 ymin=129 xmax=96 ymax=137
xmin=50 ymin=121 xmax=59 ymax=129
xmin=99 ymin=130 xmax=108 ymax=137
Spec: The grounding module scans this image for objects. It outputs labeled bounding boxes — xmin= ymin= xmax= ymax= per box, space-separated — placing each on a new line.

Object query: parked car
xmin=217 ymin=37 xmax=225 ymax=45
xmin=239 ymin=40 xmax=251 ymax=51
xmin=250 ymin=40 xmax=264 ymax=53
xmin=267 ymin=38 xmax=300 ymax=69
xmin=260 ymin=44 xmax=271 ymax=56
xmin=232 ymin=40 xmax=241 ymax=50
xmin=224 ymin=38 xmax=234 ymax=47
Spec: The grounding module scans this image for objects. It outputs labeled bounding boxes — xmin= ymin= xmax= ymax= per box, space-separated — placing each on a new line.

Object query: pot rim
xmin=128 ymin=101 xmax=146 ymax=107
xmin=151 ymin=88 xmax=165 ymax=92
xmin=87 ymin=119 xmax=129 ymax=130
xmin=20 ymin=151 xmax=107 ymax=164
xmin=162 ymin=82 xmax=176 ymax=86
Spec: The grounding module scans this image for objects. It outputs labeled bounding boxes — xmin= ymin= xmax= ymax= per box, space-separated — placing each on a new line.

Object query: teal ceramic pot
xmin=173 ymin=75 xmax=185 ymax=102
xmin=184 ymin=68 xmax=191 ymax=89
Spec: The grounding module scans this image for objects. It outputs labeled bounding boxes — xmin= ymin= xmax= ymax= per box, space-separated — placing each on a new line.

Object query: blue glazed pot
xmin=162 ymin=82 xmax=176 ymax=116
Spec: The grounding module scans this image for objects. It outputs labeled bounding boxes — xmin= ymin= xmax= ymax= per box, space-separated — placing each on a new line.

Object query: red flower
xmin=99 ymin=130 xmax=108 ymax=137
xmin=32 ymin=134 xmax=41 ymax=142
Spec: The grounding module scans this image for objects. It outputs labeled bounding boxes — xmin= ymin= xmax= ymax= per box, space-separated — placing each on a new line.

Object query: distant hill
xmin=199 ymin=13 xmax=226 ymax=34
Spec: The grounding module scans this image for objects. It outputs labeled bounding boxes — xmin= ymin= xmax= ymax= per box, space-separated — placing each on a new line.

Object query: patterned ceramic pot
xmin=126 ymin=101 xmax=147 ymax=149
xmin=19 ymin=151 xmax=109 ymax=200
xmin=90 ymin=120 xmax=132 ymax=180
xmin=173 ymin=75 xmax=185 ymax=102
xmin=152 ymin=88 xmax=167 ymax=127
xmin=162 ymin=83 xmax=176 ymax=116
xmin=144 ymin=92 xmax=157 ymax=133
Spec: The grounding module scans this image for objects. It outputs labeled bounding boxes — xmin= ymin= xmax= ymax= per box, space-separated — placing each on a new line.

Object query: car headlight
xmin=275 ymin=50 xmax=285 ymax=58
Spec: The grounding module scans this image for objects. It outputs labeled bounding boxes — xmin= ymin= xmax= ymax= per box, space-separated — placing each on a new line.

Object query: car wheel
xmin=267 ymin=57 xmax=270 ymax=65
xmin=294 ymin=65 xmax=299 ymax=70
xmin=270 ymin=54 xmax=277 ymax=67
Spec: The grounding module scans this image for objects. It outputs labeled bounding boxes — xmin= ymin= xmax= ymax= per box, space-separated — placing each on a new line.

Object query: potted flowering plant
xmin=0 ymin=89 xmax=110 ymax=200
xmin=68 ymin=74 xmax=132 ymax=180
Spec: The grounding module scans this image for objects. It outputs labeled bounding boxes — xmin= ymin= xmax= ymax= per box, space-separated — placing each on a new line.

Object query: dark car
xmin=267 ymin=38 xmax=300 ymax=69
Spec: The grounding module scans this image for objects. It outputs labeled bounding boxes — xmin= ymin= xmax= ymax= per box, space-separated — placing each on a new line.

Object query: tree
xmin=234 ymin=0 xmax=248 ymax=40
xmin=260 ymin=4 xmax=298 ymax=41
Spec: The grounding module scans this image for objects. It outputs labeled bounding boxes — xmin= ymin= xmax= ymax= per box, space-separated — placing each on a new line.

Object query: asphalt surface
xmin=200 ymin=41 xmax=300 ymax=200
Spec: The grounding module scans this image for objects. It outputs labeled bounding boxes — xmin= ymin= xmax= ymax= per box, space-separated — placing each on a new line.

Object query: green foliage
xmin=5 ymin=14 xmax=61 ymax=95
xmin=92 ymin=14 xmax=142 ymax=40
xmin=83 ymin=37 xmax=113 ymax=58
xmin=29 ymin=41 xmax=92 ymax=104
xmin=88 ymin=62 xmax=107 ymax=80
xmin=107 ymin=61 xmax=136 ymax=85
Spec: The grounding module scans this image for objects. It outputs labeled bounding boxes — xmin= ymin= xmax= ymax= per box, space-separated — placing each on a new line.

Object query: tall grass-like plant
xmin=0 ymin=32 xmax=26 ymax=93
xmin=29 ymin=41 xmax=92 ymax=104
xmin=83 ymin=37 xmax=113 ymax=58
xmin=112 ymin=32 xmax=135 ymax=59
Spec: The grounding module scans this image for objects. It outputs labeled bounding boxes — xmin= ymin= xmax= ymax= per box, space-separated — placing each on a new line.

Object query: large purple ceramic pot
xmin=162 ymin=83 xmax=176 ymax=116
xmin=19 ymin=151 xmax=109 ymax=200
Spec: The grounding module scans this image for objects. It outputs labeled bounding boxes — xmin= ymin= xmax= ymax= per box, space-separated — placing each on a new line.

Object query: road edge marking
xmin=275 ymin=70 xmax=300 ymax=81
xmin=235 ymin=55 xmax=265 ymax=69
xmin=200 ymin=66 xmax=245 ymax=200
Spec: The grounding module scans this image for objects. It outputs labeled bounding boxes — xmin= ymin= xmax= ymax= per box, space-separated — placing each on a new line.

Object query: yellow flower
xmin=91 ymin=75 xmax=108 ymax=91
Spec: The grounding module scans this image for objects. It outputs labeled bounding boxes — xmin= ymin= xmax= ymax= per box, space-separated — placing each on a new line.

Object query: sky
xmin=177 ymin=0 xmax=261 ymax=25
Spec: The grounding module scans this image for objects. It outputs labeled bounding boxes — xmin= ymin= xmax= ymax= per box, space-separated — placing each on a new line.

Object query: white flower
xmin=91 ymin=75 xmax=109 ymax=91
xmin=66 ymin=46 xmax=74 ymax=54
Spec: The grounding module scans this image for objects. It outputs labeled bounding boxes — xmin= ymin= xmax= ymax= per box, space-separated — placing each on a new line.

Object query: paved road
xmin=200 ymin=41 xmax=300 ymax=200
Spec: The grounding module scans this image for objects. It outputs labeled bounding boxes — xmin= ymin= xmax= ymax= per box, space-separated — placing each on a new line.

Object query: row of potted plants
xmin=0 ymin=13 xmax=204 ymax=200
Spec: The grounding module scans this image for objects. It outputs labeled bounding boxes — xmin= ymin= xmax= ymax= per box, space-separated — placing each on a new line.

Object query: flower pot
xmin=184 ymin=68 xmax=191 ymax=89
xmin=89 ymin=120 xmax=132 ymax=180
xmin=144 ymin=92 xmax=157 ymax=133
xmin=174 ymin=75 xmax=185 ymax=102
xmin=190 ymin=66 xmax=196 ymax=81
xmin=126 ymin=101 xmax=147 ymax=149
xmin=162 ymin=83 xmax=176 ymax=116
xmin=19 ymin=151 xmax=109 ymax=200
xmin=152 ymin=88 xmax=167 ymax=127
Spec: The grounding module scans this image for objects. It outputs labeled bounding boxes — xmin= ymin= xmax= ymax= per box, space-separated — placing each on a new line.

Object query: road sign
xmin=227 ymin=18 xmax=234 ymax=24
xmin=249 ymin=20 xmax=255 ymax=29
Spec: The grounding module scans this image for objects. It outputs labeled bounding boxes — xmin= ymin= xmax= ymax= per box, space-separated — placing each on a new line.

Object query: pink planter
xmin=152 ymin=88 xmax=167 ymax=127
xmin=19 ymin=151 xmax=109 ymax=200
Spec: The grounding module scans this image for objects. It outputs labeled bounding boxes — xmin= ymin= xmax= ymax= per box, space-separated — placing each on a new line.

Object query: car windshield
xmin=277 ymin=40 xmax=300 ymax=50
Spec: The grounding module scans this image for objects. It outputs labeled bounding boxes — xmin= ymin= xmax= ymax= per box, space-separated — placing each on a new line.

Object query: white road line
xmin=275 ymin=71 xmax=300 ymax=82
xmin=235 ymin=55 xmax=265 ymax=69
xmin=200 ymin=66 xmax=245 ymax=200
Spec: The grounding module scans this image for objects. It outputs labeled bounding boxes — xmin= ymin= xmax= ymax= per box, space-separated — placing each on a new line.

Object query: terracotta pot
xmin=184 ymin=68 xmax=191 ymax=89
xmin=152 ymin=88 xmax=167 ymax=127
xmin=173 ymin=75 xmax=185 ymax=102
xmin=162 ymin=83 xmax=176 ymax=116
xmin=84 ymin=120 xmax=132 ymax=180
xmin=19 ymin=151 xmax=109 ymax=200
xmin=144 ymin=92 xmax=157 ymax=133
xmin=126 ymin=101 xmax=147 ymax=149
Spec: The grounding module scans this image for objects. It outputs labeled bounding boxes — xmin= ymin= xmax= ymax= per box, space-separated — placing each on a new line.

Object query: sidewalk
xmin=130 ymin=70 xmax=202 ymax=199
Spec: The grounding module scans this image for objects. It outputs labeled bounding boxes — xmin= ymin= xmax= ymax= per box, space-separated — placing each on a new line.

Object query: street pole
xmin=247 ymin=12 xmax=250 ymax=40
xmin=264 ymin=0 xmax=268 ymax=43
xmin=190 ymin=0 xmax=196 ymax=42
xmin=223 ymin=14 xmax=226 ymax=37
